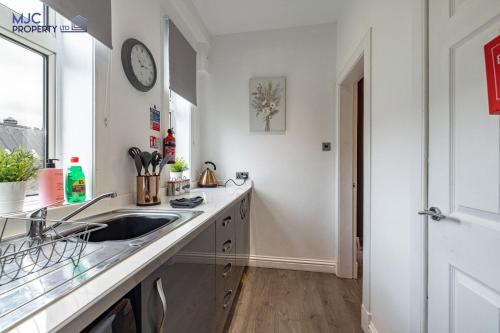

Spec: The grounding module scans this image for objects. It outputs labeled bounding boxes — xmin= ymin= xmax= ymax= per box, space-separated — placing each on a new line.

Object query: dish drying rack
xmin=0 ymin=216 xmax=107 ymax=286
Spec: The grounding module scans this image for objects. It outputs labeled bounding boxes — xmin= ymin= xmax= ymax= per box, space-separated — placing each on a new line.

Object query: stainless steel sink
xmin=0 ymin=209 xmax=203 ymax=332
xmin=82 ymin=210 xmax=182 ymax=242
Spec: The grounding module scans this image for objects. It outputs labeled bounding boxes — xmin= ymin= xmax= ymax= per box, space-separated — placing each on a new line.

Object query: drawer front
xmin=216 ymin=209 xmax=235 ymax=250
xmin=217 ymin=256 xmax=239 ymax=291
xmin=215 ymin=207 xmax=237 ymax=333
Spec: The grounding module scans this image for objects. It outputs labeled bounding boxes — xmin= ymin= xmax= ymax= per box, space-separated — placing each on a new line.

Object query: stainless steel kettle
xmin=198 ymin=161 xmax=218 ymax=188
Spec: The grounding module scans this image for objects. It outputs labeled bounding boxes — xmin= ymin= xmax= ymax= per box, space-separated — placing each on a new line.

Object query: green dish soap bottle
xmin=66 ymin=156 xmax=86 ymax=203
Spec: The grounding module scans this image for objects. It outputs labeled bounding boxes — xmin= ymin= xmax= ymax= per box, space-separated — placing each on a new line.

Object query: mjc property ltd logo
xmin=12 ymin=12 xmax=87 ymax=33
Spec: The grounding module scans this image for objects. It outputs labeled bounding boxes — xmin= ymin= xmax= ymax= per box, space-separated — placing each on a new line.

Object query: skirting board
xmin=367 ymin=322 xmax=379 ymax=333
xmin=362 ymin=304 xmax=379 ymax=333
xmin=361 ymin=304 xmax=371 ymax=332
xmin=248 ymin=255 xmax=336 ymax=273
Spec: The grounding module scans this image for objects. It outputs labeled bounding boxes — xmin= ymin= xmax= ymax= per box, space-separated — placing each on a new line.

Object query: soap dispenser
xmin=39 ymin=159 xmax=64 ymax=206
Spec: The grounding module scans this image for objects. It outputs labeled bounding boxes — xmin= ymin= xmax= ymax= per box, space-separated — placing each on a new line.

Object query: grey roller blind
xmin=169 ymin=20 xmax=197 ymax=106
xmin=41 ymin=0 xmax=112 ymax=48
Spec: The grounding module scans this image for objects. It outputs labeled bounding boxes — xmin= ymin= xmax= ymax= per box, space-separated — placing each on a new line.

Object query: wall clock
xmin=121 ymin=38 xmax=157 ymax=92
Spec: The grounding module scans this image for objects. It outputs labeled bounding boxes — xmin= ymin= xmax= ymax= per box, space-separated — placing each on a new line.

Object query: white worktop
xmin=6 ymin=183 xmax=252 ymax=333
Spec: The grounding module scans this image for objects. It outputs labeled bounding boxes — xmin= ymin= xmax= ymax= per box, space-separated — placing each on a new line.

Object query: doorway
xmin=336 ymin=29 xmax=372 ymax=332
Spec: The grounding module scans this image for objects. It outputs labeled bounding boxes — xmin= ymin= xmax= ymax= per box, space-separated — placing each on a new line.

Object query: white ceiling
xmin=191 ymin=0 xmax=341 ymax=36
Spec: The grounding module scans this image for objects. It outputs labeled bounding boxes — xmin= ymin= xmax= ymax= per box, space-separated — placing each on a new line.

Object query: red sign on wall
xmin=485 ymin=35 xmax=500 ymax=115
xmin=149 ymin=136 xmax=159 ymax=149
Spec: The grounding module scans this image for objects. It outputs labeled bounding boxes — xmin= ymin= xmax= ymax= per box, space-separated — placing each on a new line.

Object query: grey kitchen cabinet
xmin=215 ymin=206 xmax=237 ymax=333
xmin=140 ymin=191 xmax=251 ymax=333
xmin=141 ymin=222 xmax=216 ymax=333
xmin=165 ymin=222 xmax=216 ymax=333
xmin=234 ymin=194 xmax=250 ymax=284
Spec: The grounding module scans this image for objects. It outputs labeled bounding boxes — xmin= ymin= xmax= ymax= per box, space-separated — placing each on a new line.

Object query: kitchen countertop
xmin=6 ymin=182 xmax=252 ymax=333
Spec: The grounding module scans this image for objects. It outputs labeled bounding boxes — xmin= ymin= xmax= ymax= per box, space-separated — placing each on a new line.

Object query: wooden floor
xmin=227 ymin=268 xmax=363 ymax=333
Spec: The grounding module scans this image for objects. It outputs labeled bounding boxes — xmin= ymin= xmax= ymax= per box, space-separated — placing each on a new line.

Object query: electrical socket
xmin=236 ymin=172 xmax=249 ymax=180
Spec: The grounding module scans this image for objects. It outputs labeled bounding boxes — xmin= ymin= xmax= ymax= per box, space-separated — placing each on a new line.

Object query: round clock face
xmin=130 ymin=44 xmax=155 ymax=87
xmin=121 ymin=38 xmax=157 ymax=92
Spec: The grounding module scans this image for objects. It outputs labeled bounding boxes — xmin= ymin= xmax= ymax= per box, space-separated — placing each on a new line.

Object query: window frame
xmin=168 ymin=89 xmax=174 ymax=129
xmin=168 ymin=90 xmax=193 ymax=174
xmin=0 ymin=2 xmax=57 ymax=162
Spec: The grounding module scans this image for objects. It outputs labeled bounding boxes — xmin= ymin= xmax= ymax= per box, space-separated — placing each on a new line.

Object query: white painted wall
xmin=94 ymin=0 xmax=164 ymax=196
xmin=89 ymin=2 xmax=426 ymax=331
xmin=201 ymin=24 xmax=337 ymax=267
xmin=336 ymin=1 xmax=425 ymax=333
xmin=93 ymin=0 xmax=208 ymax=196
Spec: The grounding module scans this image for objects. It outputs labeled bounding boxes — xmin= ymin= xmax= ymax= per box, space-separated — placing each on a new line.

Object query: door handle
xmin=155 ymin=278 xmax=167 ymax=333
xmin=418 ymin=207 xmax=446 ymax=221
xmin=222 ymin=262 xmax=232 ymax=277
xmin=222 ymin=289 xmax=233 ymax=309
xmin=222 ymin=217 xmax=232 ymax=227
xmin=240 ymin=200 xmax=246 ymax=219
xmin=222 ymin=240 xmax=232 ymax=253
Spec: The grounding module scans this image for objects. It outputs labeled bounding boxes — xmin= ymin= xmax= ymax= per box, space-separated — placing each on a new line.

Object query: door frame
xmin=336 ymin=1 xmax=429 ymax=332
xmin=413 ymin=0 xmax=429 ymax=332
xmin=335 ymin=28 xmax=372 ymax=329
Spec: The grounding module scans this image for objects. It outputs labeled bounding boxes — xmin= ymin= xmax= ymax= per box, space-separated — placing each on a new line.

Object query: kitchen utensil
xmin=151 ymin=151 xmax=162 ymax=175
xmin=158 ymin=156 xmax=168 ymax=175
xmin=140 ymin=151 xmax=152 ymax=176
xmin=151 ymin=151 xmax=158 ymax=170
xmin=198 ymin=161 xmax=218 ymax=188
xmin=133 ymin=155 xmax=143 ymax=176
xmin=128 ymin=147 xmax=141 ymax=159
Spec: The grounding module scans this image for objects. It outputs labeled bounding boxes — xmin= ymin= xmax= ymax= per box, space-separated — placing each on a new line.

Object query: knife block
xmin=136 ymin=175 xmax=161 ymax=206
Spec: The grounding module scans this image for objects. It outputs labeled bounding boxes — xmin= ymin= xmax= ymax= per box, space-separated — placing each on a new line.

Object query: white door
xmin=428 ymin=0 xmax=500 ymax=332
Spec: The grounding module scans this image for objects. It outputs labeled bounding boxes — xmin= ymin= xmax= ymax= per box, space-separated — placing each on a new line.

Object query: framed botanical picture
xmin=249 ymin=77 xmax=286 ymax=133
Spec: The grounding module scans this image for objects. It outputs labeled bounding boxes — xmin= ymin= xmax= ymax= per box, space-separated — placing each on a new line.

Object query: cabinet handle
xmin=155 ymin=278 xmax=167 ymax=333
xmin=222 ymin=289 xmax=233 ymax=309
xmin=222 ymin=262 xmax=232 ymax=277
xmin=222 ymin=240 xmax=232 ymax=253
xmin=222 ymin=217 xmax=231 ymax=227
xmin=240 ymin=200 xmax=246 ymax=219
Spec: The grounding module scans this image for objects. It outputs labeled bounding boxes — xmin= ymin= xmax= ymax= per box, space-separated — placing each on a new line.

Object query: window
xmin=164 ymin=18 xmax=197 ymax=179
xmin=0 ymin=1 xmax=55 ymax=161
xmin=0 ymin=36 xmax=46 ymax=158
xmin=169 ymin=91 xmax=192 ymax=170
xmin=0 ymin=0 xmax=96 ymax=203
xmin=0 ymin=0 xmax=56 ymax=195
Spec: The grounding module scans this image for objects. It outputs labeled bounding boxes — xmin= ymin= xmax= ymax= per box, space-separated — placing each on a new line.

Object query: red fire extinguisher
xmin=163 ymin=128 xmax=176 ymax=164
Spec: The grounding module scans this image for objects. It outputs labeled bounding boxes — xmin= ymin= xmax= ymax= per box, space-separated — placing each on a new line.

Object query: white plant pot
xmin=170 ymin=171 xmax=184 ymax=181
xmin=0 ymin=181 xmax=27 ymax=214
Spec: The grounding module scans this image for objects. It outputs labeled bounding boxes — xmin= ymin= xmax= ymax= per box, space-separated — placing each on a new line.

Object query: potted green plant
xmin=169 ymin=158 xmax=189 ymax=180
xmin=0 ymin=147 xmax=39 ymax=213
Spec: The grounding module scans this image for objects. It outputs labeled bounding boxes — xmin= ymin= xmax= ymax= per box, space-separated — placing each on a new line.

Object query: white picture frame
xmin=249 ymin=77 xmax=286 ymax=133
